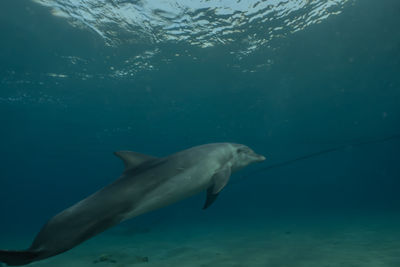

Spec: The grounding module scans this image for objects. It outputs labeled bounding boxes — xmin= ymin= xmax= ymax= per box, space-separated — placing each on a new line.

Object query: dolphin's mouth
xmin=252 ymin=153 xmax=266 ymax=162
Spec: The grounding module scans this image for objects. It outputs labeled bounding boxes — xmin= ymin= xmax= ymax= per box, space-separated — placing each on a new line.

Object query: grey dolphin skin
xmin=0 ymin=143 xmax=265 ymax=266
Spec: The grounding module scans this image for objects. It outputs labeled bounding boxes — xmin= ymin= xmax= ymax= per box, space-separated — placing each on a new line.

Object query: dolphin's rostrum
xmin=0 ymin=143 xmax=265 ymax=266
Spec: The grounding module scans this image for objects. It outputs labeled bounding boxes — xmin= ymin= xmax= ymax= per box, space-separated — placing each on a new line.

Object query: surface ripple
xmin=33 ymin=0 xmax=350 ymax=52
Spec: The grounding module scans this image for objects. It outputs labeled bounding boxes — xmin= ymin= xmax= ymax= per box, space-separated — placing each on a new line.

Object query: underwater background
xmin=0 ymin=0 xmax=400 ymax=266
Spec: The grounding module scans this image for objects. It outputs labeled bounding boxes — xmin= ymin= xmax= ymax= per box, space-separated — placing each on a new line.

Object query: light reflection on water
xmin=32 ymin=0 xmax=350 ymax=50
xmin=28 ymin=0 xmax=351 ymax=79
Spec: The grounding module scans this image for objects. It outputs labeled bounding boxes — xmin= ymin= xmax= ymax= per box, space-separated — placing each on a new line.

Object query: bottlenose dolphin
xmin=0 ymin=143 xmax=265 ymax=266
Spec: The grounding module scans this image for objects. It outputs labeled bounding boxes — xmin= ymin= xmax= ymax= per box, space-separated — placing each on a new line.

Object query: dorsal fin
xmin=114 ymin=151 xmax=157 ymax=171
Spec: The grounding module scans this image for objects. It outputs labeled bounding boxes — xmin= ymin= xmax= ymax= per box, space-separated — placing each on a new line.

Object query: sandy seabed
xmin=1 ymin=213 xmax=400 ymax=267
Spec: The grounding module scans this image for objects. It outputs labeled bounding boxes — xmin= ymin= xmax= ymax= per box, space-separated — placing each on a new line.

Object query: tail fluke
xmin=0 ymin=250 xmax=40 ymax=266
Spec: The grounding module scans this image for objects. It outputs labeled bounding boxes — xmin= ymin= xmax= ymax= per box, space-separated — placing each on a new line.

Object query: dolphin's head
xmin=229 ymin=143 xmax=265 ymax=172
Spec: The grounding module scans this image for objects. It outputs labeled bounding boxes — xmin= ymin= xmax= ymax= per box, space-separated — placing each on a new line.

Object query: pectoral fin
xmin=203 ymin=167 xmax=231 ymax=210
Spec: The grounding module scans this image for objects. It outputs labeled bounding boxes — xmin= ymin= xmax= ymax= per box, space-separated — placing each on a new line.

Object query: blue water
xmin=0 ymin=0 xmax=400 ymax=266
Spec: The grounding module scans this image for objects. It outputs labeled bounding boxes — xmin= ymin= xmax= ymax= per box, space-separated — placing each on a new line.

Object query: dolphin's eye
xmin=237 ymin=148 xmax=246 ymax=153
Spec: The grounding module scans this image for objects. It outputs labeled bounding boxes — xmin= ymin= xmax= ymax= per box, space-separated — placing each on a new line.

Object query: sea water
xmin=0 ymin=0 xmax=399 ymax=266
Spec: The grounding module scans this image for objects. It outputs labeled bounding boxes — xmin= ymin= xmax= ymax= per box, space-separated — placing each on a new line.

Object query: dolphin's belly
xmin=122 ymin=167 xmax=214 ymax=220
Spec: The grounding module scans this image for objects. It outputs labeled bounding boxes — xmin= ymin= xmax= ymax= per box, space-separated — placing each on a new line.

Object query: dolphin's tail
xmin=0 ymin=250 xmax=40 ymax=266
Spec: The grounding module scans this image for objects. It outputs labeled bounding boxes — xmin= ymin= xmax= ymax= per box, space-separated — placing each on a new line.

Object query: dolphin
xmin=0 ymin=143 xmax=265 ymax=266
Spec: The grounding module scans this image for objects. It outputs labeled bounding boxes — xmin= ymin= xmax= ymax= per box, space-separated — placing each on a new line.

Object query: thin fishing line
xmin=237 ymin=133 xmax=400 ymax=182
